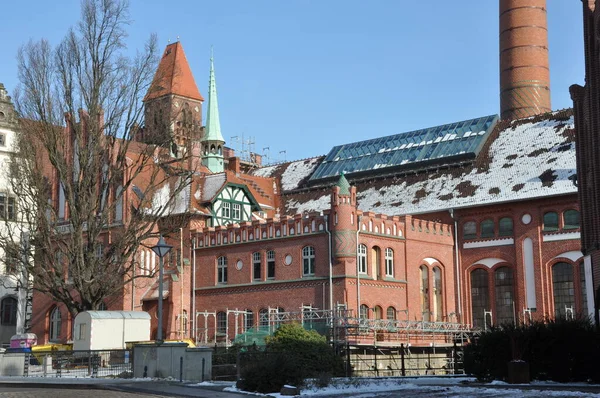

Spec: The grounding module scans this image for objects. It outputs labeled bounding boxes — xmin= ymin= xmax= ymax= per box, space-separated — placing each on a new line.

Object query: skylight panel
xmin=310 ymin=114 xmax=499 ymax=181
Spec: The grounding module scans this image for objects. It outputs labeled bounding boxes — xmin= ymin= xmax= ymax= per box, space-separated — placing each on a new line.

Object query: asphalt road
xmin=0 ymin=387 xmax=165 ymax=397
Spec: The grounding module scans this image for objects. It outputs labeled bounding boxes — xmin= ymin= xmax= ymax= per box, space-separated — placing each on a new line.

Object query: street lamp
xmin=151 ymin=235 xmax=172 ymax=344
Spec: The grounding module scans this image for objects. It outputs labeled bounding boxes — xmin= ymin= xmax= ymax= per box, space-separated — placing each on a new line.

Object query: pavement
xmin=0 ymin=378 xmax=244 ymax=397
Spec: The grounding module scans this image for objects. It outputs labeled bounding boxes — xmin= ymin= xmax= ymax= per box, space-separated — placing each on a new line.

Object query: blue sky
xmin=0 ymin=1 xmax=584 ymax=163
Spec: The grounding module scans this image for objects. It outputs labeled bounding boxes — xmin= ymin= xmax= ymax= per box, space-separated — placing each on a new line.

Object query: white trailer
xmin=73 ymin=311 xmax=151 ymax=351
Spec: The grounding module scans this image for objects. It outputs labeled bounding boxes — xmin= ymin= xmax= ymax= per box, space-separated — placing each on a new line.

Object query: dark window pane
xmin=563 ymin=210 xmax=580 ymax=230
xmin=471 ymin=269 xmax=489 ymax=329
xmin=499 ymin=217 xmax=513 ymax=237
xmin=463 ymin=222 xmax=476 ymax=240
xmin=543 ymin=212 xmax=559 ymax=232
xmin=494 ymin=267 xmax=514 ymax=325
xmin=480 ymin=219 xmax=495 ymax=238
xmin=553 ymin=262 xmax=575 ymax=319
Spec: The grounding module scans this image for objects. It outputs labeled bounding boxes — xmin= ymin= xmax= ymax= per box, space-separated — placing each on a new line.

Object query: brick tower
xmin=500 ymin=0 xmax=551 ymax=120
xmin=331 ymin=173 xmax=358 ymax=274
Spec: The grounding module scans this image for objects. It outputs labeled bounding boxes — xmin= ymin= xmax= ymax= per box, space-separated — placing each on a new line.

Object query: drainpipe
xmin=449 ymin=209 xmax=462 ymax=323
xmin=356 ymin=216 xmax=361 ymax=317
xmin=325 ymin=215 xmax=333 ymax=312
xmin=192 ymin=236 xmax=197 ymax=344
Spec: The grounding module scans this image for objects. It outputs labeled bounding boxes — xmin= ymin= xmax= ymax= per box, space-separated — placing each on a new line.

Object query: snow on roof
xmin=251 ymin=157 xmax=324 ymax=192
xmin=281 ymin=110 xmax=576 ymax=216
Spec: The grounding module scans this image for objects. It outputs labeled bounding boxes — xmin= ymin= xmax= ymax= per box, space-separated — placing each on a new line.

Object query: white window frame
xmin=232 ymin=203 xmax=241 ymax=220
xmin=217 ymin=256 xmax=227 ymax=284
xmin=221 ymin=202 xmax=230 ymax=218
xmin=302 ymin=246 xmax=315 ymax=276
xmin=385 ymin=248 xmax=394 ymax=277
xmin=358 ymin=244 xmax=367 ymax=274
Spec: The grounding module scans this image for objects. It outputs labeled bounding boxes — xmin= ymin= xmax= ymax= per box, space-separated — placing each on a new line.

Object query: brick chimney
xmin=500 ymin=0 xmax=551 ymax=120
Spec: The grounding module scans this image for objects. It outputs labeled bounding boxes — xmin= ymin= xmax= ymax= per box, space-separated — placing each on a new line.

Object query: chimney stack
xmin=499 ymin=0 xmax=551 ymax=120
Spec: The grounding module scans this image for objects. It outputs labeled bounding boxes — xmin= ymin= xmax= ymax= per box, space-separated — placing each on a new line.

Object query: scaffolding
xmin=195 ymin=305 xmax=476 ymax=348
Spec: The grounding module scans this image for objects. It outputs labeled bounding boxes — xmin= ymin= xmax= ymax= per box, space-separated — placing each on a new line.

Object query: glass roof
xmin=310 ymin=114 xmax=499 ymax=181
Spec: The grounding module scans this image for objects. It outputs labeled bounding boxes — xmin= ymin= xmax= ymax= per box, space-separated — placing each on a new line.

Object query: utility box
xmin=73 ymin=311 xmax=151 ymax=351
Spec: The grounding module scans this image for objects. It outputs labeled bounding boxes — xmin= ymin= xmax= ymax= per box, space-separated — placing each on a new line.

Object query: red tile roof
xmin=144 ymin=42 xmax=204 ymax=102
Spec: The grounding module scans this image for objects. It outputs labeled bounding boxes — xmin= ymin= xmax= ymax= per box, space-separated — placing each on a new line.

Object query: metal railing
xmin=5 ymin=349 xmax=133 ymax=378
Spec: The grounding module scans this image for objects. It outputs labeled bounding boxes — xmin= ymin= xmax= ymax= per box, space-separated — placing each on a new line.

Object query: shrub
xmin=464 ymin=318 xmax=600 ymax=382
xmin=237 ymin=322 xmax=344 ymax=393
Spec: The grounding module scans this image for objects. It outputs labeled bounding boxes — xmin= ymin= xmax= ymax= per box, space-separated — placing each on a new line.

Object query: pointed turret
xmin=145 ymin=42 xmax=204 ymax=102
xmin=201 ymin=51 xmax=225 ymax=173
xmin=141 ymin=42 xmax=204 ymax=158
xmin=331 ymin=172 xmax=358 ymax=272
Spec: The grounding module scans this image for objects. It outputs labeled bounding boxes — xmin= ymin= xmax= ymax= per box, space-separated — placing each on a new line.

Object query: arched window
xmin=563 ymin=210 xmax=580 ymax=230
xmin=217 ymin=256 xmax=227 ymax=284
xmin=358 ymin=244 xmax=367 ymax=274
xmin=385 ymin=248 xmax=394 ymax=277
xmin=433 ymin=267 xmax=443 ymax=322
xmin=259 ymin=308 xmax=269 ymax=328
xmin=302 ymin=246 xmax=315 ymax=275
xmin=471 ymin=269 xmax=489 ymax=329
xmin=480 ymin=219 xmax=495 ymax=238
xmin=494 ymin=267 xmax=514 ymax=325
xmin=253 ymin=252 xmax=261 ymax=280
xmin=245 ymin=310 xmax=254 ymax=331
xmin=463 ymin=221 xmax=476 ymax=240
xmin=49 ymin=307 xmax=62 ymax=341
xmin=216 ymin=311 xmax=227 ymax=334
xmin=371 ymin=246 xmax=381 ymax=279
xmin=386 ymin=306 xmax=396 ymax=320
xmin=420 ymin=265 xmax=430 ymax=321
xmin=499 ymin=217 xmax=513 ymax=237
xmin=543 ymin=211 xmax=559 ymax=232
xmin=553 ymin=262 xmax=575 ymax=319
xmin=359 ymin=304 xmax=369 ymax=320
xmin=374 ymin=305 xmax=383 ymax=320
xmin=0 ymin=297 xmax=17 ymax=326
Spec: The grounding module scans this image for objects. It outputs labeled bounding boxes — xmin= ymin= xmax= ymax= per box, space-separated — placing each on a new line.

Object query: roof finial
xmin=177 ymin=35 xmax=180 ymax=42
xmin=210 ymin=45 xmax=214 ymax=62
xmin=167 ymin=38 xmax=171 ymax=44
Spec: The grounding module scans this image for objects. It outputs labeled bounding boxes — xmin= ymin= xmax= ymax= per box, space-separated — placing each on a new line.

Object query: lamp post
xmin=151 ymin=235 xmax=172 ymax=344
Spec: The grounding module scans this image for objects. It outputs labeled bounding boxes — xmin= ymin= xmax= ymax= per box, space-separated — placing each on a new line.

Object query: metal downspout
xmin=449 ymin=209 xmax=462 ymax=323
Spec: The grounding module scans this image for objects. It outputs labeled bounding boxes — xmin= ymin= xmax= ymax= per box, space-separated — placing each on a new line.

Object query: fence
xmin=345 ymin=343 xmax=464 ymax=377
xmin=0 ymin=349 xmax=133 ymax=378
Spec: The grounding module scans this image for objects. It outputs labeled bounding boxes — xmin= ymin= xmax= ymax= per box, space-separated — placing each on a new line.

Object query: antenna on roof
xmin=279 ymin=150 xmax=287 ymax=162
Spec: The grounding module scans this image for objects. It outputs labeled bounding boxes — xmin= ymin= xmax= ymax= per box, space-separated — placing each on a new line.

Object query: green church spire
xmin=202 ymin=48 xmax=225 ymax=173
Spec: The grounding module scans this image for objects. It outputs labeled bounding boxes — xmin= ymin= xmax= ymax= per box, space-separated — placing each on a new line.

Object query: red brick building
xmin=31 ymin=0 xmax=589 ymax=346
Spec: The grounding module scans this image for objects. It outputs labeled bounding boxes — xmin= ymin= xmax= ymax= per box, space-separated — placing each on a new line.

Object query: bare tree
xmin=1 ymin=0 xmax=195 ymax=319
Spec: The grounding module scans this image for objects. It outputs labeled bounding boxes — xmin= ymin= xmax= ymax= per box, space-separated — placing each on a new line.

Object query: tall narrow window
xmin=245 ymin=310 xmax=254 ymax=331
xmin=359 ymin=304 xmax=369 ymax=320
xmin=217 ymin=256 xmax=227 ymax=284
xmin=480 ymin=219 xmax=495 ymax=238
xmin=463 ymin=221 xmax=476 ymax=240
xmin=0 ymin=297 xmax=17 ymax=325
xmin=221 ymin=202 xmax=230 ymax=218
xmin=358 ymin=244 xmax=367 ymax=274
xmin=543 ymin=211 xmax=559 ymax=231
xmin=114 ymin=185 xmax=123 ymax=222
xmin=259 ymin=308 xmax=269 ymax=328
xmin=253 ymin=252 xmax=261 ymax=280
xmin=471 ymin=269 xmax=489 ymax=329
xmin=499 ymin=217 xmax=513 ymax=237
xmin=433 ymin=267 xmax=443 ymax=322
xmin=420 ymin=265 xmax=430 ymax=321
xmin=494 ymin=267 xmax=514 ymax=325
xmin=302 ymin=246 xmax=315 ymax=275
xmin=232 ymin=203 xmax=241 ymax=220
xmin=7 ymin=197 xmax=16 ymax=221
xmin=553 ymin=262 xmax=575 ymax=319
xmin=49 ymin=307 xmax=62 ymax=341
xmin=387 ymin=306 xmax=396 ymax=320
xmin=216 ymin=311 xmax=227 ymax=334
xmin=563 ymin=210 xmax=580 ymax=230
xmin=0 ymin=194 xmax=5 ymax=219
xmin=385 ymin=248 xmax=394 ymax=277
xmin=372 ymin=246 xmax=381 ymax=279
xmin=267 ymin=250 xmax=275 ymax=279
xmin=58 ymin=183 xmax=66 ymax=219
